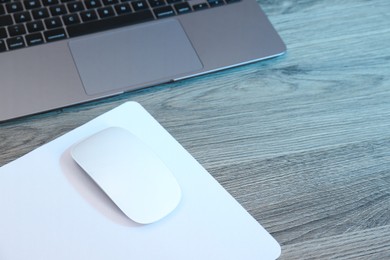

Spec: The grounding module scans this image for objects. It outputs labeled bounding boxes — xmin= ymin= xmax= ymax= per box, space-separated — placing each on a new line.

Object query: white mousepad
xmin=0 ymin=102 xmax=280 ymax=260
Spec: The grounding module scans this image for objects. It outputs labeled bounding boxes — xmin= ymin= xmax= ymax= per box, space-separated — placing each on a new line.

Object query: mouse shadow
xmin=60 ymin=146 xmax=141 ymax=228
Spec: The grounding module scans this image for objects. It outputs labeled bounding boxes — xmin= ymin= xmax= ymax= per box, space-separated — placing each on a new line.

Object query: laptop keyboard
xmin=0 ymin=0 xmax=239 ymax=52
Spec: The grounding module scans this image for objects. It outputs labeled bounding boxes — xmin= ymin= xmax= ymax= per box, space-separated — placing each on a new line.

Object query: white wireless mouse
xmin=71 ymin=127 xmax=181 ymax=224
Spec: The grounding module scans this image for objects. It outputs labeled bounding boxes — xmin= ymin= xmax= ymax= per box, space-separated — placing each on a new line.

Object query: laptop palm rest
xmin=69 ymin=19 xmax=203 ymax=96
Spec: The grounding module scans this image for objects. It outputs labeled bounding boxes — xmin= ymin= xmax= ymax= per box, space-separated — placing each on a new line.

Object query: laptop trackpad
xmin=69 ymin=19 xmax=203 ymax=96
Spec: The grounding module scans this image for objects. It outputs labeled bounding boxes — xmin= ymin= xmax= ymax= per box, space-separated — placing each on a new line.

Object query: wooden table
xmin=1 ymin=0 xmax=389 ymax=258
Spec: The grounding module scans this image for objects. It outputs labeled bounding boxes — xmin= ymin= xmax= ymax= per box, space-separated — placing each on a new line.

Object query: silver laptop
xmin=0 ymin=0 xmax=285 ymax=122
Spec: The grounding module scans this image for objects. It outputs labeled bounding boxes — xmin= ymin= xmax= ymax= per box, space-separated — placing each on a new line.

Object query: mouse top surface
xmin=71 ymin=127 xmax=181 ymax=224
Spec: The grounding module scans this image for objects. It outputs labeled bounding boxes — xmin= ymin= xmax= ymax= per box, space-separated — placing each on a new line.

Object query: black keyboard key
xmin=62 ymin=13 xmax=80 ymax=25
xmin=85 ymin=0 xmax=102 ymax=9
xmin=45 ymin=17 xmax=63 ymax=28
xmin=102 ymin=0 xmax=118 ymax=5
xmin=24 ymin=0 xmax=42 ymax=9
xmin=14 ymin=11 xmax=32 ymax=23
xmin=132 ymin=0 xmax=148 ymax=11
xmin=50 ymin=4 xmax=67 ymax=16
xmin=26 ymin=32 xmax=44 ymax=45
xmin=97 ymin=6 xmax=115 ymax=18
xmin=0 ymin=5 xmax=5 ymax=15
xmin=149 ymin=0 xmax=165 ymax=8
xmin=208 ymin=0 xmax=223 ymax=6
xmin=167 ymin=0 xmax=180 ymax=3
xmin=26 ymin=20 xmax=44 ymax=32
xmin=6 ymin=36 xmax=25 ymax=50
xmin=44 ymin=28 xmax=66 ymax=41
xmin=6 ymin=2 xmax=24 ymax=13
xmin=192 ymin=3 xmax=208 ymax=10
xmin=0 ymin=15 xmax=13 ymax=26
xmin=32 ymin=8 xmax=49 ymax=19
xmin=0 ymin=39 xmax=6 ymax=52
xmin=80 ymin=10 xmax=98 ymax=22
xmin=67 ymin=2 xmax=85 ymax=12
xmin=7 ymin=24 xmax=26 ymax=36
xmin=174 ymin=2 xmax=190 ymax=13
xmin=0 ymin=28 xmax=7 ymax=38
xmin=67 ymin=10 xmax=153 ymax=37
xmin=153 ymin=6 xmax=174 ymax=18
xmin=114 ymin=3 xmax=131 ymax=14
xmin=42 ymin=0 xmax=59 ymax=6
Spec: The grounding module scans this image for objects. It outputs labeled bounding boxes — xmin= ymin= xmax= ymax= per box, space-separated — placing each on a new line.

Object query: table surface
xmin=1 ymin=0 xmax=390 ymax=258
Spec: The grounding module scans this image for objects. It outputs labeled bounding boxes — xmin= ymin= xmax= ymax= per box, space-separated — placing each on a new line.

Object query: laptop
xmin=0 ymin=0 xmax=285 ymax=122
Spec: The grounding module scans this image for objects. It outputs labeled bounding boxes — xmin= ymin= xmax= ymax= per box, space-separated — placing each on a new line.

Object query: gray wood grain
xmin=1 ymin=0 xmax=390 ymax=258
